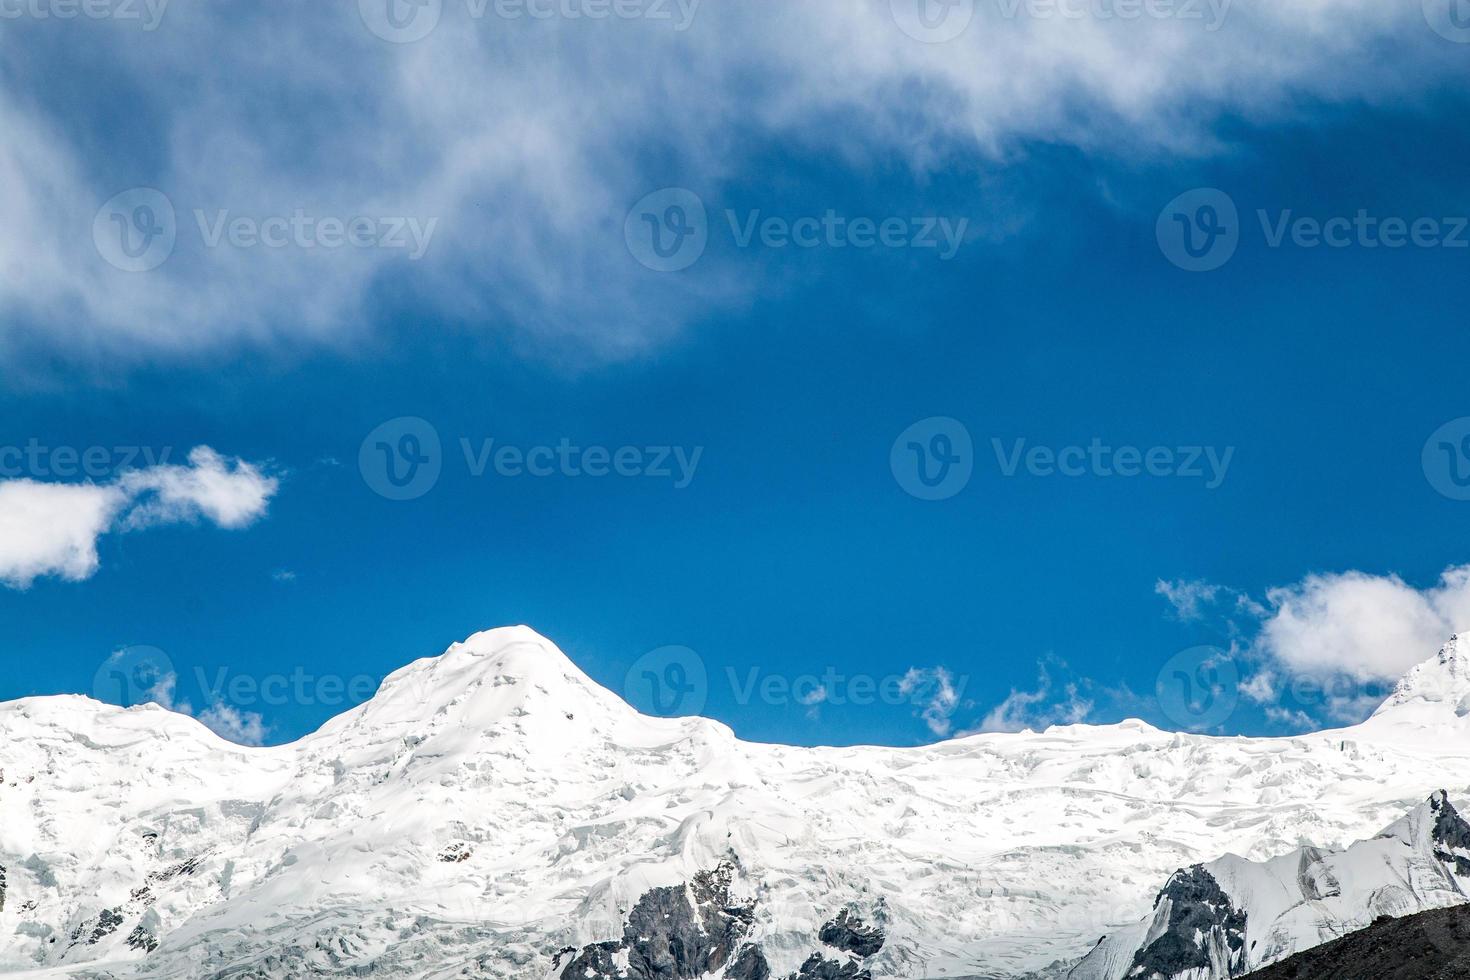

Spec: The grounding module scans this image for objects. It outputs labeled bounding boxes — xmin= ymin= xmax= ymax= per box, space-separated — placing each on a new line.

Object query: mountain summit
xmin=1372 ymin=633 xmax=1470 ymax=720
xmin=3 ymin=628 xmax=1470 ymax=978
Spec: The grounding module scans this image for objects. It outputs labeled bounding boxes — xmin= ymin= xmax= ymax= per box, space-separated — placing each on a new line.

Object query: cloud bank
xmin=0 ymin=1 xmax=1462 ymax=366
xmin=0 ymin=447 xmax=278 ymax=589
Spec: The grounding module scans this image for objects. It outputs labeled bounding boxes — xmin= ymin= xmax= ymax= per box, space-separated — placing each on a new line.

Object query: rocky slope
xmin=1240 ymin=904 xmax=1470 ymax=980
xmin=1069 ymin=791 xmax=1470 ymax=979
xmin=4 ymin=628 xmax=1470 ymax=978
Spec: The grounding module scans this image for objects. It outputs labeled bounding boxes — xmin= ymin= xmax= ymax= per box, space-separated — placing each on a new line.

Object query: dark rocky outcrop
xmin=125 ymin=923 xmax=159 ymax=953
xmin=0 ymin=863 xmax=6 ymax=914
xmin=557 ymin=861 xmax=768 ymax=980
xmin=1429 ymin=791 xmax=1470 ymax=876
xmin=818 ymin=909 xmax=885 ymax=958
xmin=788 ymin=952 xmax=871 ymax=979
xmin=555 ymin=864 xmax=885 ymax=980
xmin=1242 ymin=904 xmax=1470 ymax=979
xmin=1128 ymin=866 xmax=1247 ymax=980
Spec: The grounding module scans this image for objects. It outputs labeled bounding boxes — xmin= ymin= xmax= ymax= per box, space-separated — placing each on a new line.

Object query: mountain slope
xmin=1240 ymin=904 xmax=1470 ymax=980
xmin=1068 ymin=791 xmax=1470 ymax=979
xmin=5 ymin=628 xmax=1470 ymax=978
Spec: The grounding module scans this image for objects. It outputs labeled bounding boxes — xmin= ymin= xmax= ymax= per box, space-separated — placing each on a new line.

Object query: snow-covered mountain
xmin=5 ymin=627 xmax=1470 ymax=979
xmin=1069 ymin=790 xmax=1470 ymax=980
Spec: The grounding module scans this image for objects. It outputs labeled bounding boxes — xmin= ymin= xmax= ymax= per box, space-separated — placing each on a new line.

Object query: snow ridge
xmin=4 ymin=626 xmax=1470 ymax=979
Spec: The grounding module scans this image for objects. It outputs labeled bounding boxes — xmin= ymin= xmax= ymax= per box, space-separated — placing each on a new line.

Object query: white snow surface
xmin=3 ymin=626 xmax=1470 ymax=979
xmin=1069 ymin=789 xmax=1470 ymax=979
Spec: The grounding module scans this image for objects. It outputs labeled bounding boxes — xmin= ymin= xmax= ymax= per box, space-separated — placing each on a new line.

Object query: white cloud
xmin=973 ymin=661 xmax=1094 ymax=734
xmin=0 ymin=2 xmax=1460 ymax=365
xmin=1155 ymin=578 xmax=1222 ymax=621
xmin=196 ymin=702 xmax=268 ymax=747
xmin=0 ymin=481 xmax=126 ymax=588
xmin=900 ymin=666 xmax=966 ymax=736
xmin=118 ymin=447 xmax=277 ymax=530
xmin=0 ymin=447 xmax=277 ymax=589
xmin=105 ymin=655 xmax=269 ymax=747
xmin=1238 ymin=668 xmax=1278 ymax=705
xmin=1255 ymin=567 xmax=1470 ymax=683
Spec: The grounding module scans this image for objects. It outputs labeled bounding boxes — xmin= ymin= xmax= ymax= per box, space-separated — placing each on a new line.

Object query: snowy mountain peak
xmin=1371 ymin=633 xmax=1470 ymax=721
xmin=310 ymin=625 xmax=639 ymax=741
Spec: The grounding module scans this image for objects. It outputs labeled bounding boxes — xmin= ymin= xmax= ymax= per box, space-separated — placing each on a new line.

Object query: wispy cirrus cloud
xmin=0 ymin=2 xmax=1463 ymax=368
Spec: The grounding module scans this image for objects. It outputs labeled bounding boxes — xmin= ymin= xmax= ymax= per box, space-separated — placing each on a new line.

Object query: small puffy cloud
xmin=1238 ymin=668 xmax=1278 ymax=705
xmin=973 ymin=660 xmax=1094 ymax=734
xmin=1255 ymin=567 xmax=1470 ymax=683
xmin=118 ymin=447 xmax=277 ymax=530
xmin=0 ymin=447 xmax=277 ymax=590
xmin=0 ymin=481 xmax=126 ymax=588
xmin=197 ymin=702 xmax=268 ymax=746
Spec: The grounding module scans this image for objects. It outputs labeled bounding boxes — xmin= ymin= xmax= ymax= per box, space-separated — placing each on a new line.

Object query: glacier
xmin=4 ymin=626 xmax=1470 ymax=978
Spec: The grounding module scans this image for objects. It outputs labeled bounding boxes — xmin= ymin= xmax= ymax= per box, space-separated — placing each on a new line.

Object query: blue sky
xmin=4 ymin=1 xmax=1470 ymax=745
